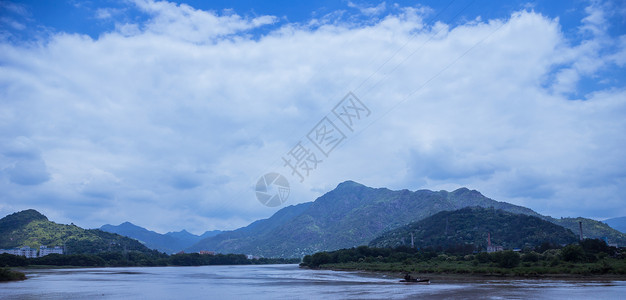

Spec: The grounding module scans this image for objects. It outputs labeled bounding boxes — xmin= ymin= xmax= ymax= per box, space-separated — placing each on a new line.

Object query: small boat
xmin=399 ymin=278 xmax=430 ymax=284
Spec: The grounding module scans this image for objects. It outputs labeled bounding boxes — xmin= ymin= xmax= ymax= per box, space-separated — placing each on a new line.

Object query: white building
xmin=487 ymin=245 xmax=504 ymax=253
xmin=1 ymin=245 xmax=64 ymax=258
xmin=39 ymin=246 xmax=64 ymax=257
xmin=0 ymin=248 xmax=21 ymax=256
xmin=0 ymin=247 xmax=37 ymax=258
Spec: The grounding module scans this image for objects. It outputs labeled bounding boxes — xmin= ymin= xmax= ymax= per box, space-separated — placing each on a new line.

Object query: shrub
xmin=0 ymin=267 xmax=26 ymax=281
xmin=522 ymin=251 xmax=540 ymax=262
xmin=560 ymin=245 xmax=585 ymax=262
xmin=492 ymin=251 xmax=520 ymax=268
xmin=549 ymin=257 xmax=560 ymax=267
xmin=309 ymin=252 xmax=332 ymax=267
xmin=475 ymin=252 xmax=491 ymax=263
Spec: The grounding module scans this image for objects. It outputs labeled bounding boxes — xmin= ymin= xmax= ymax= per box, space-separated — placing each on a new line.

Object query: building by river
xmin=0 ymin=245 xmax=64 ymax=258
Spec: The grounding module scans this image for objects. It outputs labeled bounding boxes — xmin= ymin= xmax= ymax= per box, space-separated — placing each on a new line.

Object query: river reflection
xmin=2 ymin=264 xmax=625 ymax=299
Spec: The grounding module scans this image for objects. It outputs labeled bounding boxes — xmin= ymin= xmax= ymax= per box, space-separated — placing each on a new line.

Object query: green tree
xmin=492 ymin=251 xmax=520 ymax=268
xmin=310 ymin=252 xmax=332 ymax=267
xmin=560 ymin=244 xmax=585 ymax=262
xmin=579 ymin=239 xmax=612 ymax=255
xmin=0 ymin=253 xmax=28 ymax=267
xmin=475 ymin=252 xmax=491 ymax=263
xmin=521 ymin=251 xmax=540 ymax=262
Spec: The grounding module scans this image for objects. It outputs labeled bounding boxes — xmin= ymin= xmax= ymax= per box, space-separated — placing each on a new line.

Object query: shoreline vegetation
xmin=0 ymin=252 xmax=299 ymax=281
xmin=0 ymin=267 xmax=26 ymax=281
xmin=300 ymin=240 xmax=626 ymax=278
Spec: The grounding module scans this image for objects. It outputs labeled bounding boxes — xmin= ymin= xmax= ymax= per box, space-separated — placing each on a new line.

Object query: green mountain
xmin=100 ymin=222 xmax=221 ymax=254
xmin=0 ymin=209 xmax=153 ymax=254
xmin=549 ymin=217 xmax=625 ymax=245
xmin=190 ymin=181 xmax=626 ymax=258
xmin=188 ymin=181 xmax=556 ymax=257
xmin=604 ymin=216 xmax=626 ymax=234
xmin=369 ymin=207 xmax=579 ymax=250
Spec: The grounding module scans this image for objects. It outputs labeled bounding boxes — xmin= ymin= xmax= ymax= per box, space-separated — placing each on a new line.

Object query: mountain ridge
xmin=604 ymin=216 xmax=626 ymax=234
xmin=99 ymin=222 xmax=221 ymax=254
xmin=189 ymin=181 xmax=600 ymax=257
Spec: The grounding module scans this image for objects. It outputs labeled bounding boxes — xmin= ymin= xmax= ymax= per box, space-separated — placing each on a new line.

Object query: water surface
xmin=2 ymin=264 xmax=625 ymax=299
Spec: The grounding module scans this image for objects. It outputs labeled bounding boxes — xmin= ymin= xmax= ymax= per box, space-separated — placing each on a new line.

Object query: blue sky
xmin=1 ymin=0 xmax=625 ymax=234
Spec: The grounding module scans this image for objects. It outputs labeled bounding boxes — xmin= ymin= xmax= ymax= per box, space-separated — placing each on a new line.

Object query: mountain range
xmin=99 ymin=222 xmax=221 ymax=254
xmin=186 ymin=181 xmax=626 ymax=257
xmin=4 ymin=181 xmax=624 ymax=258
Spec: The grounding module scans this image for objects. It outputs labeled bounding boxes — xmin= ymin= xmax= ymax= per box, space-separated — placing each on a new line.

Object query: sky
xmin=0 ymin=0 xmax=625 ymax=234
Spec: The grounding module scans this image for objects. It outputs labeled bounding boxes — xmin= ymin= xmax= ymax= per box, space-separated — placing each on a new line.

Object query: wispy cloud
xmin=347 ymin=1 xmax=386 ymax=16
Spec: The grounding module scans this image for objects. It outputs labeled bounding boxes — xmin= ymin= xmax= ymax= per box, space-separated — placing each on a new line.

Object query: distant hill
xmin=187 ymin=202 xmax=313 ymax=254
xmin=0 ymin=210 xmax=152 ymax=254
xmin=548 ymin=217 xmax=625 ymax=245
xmin=100 ymin=222 xmax=221 ymax=253
xmin=188 ymin=181 xmax=551 ymax=257
xmin=99 ymin=222 xmax=179 ymax=253
xmin=369 ymin=207 xmax=579 ymax=249
xmin=604 ymin=216 xmax=626 ymax=234
xmin=166 ymin=229 xmax=222 ymax=247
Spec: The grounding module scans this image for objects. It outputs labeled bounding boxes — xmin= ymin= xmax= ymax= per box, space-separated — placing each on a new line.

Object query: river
xmin=2 ymin=264 xmax=625 ymax=299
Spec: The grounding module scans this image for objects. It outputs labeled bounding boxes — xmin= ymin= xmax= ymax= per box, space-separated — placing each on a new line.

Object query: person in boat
xmin=404 ymin=272 xmax=412 ymax=281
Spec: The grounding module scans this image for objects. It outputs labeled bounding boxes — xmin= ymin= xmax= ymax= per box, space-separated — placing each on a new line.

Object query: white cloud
xmin=0 ymin=1 xmax=28 ymax=16
xmin=131 ymin=0 xmax=277 ymax=43
xmin=0 ymin=0 xmax=624 ymax=232
xmin=547 ymin=0 xmax=625 ymax=97
xmin=347 ymin=1 xmax=386 ymax=16
xmin=95 ymin=8 xmax=124 ymax=20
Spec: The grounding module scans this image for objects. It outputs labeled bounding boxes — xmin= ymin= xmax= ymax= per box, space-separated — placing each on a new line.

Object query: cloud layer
xmin=0 ymin=0 xmax=624 ymax=233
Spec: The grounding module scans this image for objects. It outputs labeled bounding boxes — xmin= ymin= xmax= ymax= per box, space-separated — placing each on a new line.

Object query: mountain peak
xmin=449 ymin=187 xmax=488 ymax=200
xmin=335 ymin=180 xmax=366 ymax=189
xmin=18 ymin=209 xmax=47 ymax=219
xmin=0 ymin=209 xmax=48 ymax=227
xmin=451 ymin=187 xmax=478 ymax=194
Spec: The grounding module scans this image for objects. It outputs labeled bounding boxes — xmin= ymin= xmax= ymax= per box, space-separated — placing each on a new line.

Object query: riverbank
xmin=313 ymin=259 xmax=626 ymax=278
xmin=300 ymin=243 xmax=626 ymax=279
xmin=1 ymin=252 xmax=299 ymax=269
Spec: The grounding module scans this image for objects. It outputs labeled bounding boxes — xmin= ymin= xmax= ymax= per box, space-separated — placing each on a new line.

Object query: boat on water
xmin=401 ymin=273 xmax=430 ymax=284
xmin=399 ymin=278 xmax=430 ymax=284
